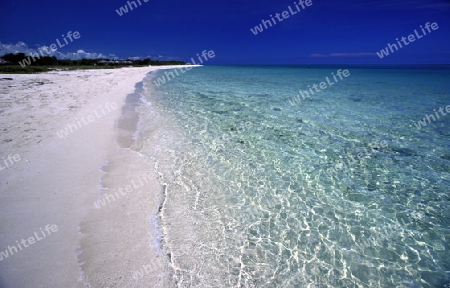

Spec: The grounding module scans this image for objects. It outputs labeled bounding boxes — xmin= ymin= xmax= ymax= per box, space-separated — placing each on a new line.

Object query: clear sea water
xmin=137 ymin=66 xmax=450 ymax=287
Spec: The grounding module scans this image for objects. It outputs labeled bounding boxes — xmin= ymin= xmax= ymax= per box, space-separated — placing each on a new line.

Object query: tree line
xmin=0 ymin=53 xmax=186 ymax=67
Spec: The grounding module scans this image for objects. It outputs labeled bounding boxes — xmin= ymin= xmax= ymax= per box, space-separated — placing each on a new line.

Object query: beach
xmin=2 ymin=0 xmax=449 ymax=286
xmin=1 ymin=65 xmax=449 ymax=287
xmin=0 ymin=66 xmax=197 ymax=287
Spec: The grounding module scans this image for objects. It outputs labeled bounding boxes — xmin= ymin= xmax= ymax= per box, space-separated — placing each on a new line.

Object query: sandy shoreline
xmin=0 ymin=65 xmax=198 ymax=287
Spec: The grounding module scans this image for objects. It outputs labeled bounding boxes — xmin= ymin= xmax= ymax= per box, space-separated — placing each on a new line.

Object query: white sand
xmin=0 ymin=66 xmax=198 ymax=287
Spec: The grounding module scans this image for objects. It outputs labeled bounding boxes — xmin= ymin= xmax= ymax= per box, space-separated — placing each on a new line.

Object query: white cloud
xmin=0 ymin=41 xmax=34 ymax=55
xmin=0 ymin=42 xmax=184 ymax=62
xmin=0 ymin=41 xmax=114 ymax=60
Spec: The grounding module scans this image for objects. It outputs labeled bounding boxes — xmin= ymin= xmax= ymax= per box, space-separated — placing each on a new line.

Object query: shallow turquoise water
xmin=139 ymin=66 xmax=450 ymax=287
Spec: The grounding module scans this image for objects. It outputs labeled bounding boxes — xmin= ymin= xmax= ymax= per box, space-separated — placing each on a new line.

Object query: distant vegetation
xmin=0 ymin=53 xmax=186 ymax=74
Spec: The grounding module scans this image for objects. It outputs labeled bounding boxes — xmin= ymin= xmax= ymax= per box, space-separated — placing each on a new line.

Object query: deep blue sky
xmin=0 ymin=0 xmax=449 ymax=64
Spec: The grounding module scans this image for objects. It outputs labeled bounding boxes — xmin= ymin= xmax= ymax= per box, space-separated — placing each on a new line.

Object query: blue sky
xmin=0 ymin=0 xmax=449 ymax=64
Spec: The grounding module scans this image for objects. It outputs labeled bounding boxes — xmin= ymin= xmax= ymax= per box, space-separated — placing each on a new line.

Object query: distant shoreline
xmin=0 ymin=52 xmax=188 ymax=74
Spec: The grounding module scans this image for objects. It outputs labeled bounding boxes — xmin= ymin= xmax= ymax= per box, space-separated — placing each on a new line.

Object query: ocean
xmin=135 ymin=65 xmax=450 ymax=287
